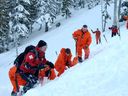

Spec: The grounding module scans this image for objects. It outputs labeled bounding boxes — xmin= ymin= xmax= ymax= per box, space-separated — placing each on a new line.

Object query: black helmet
xmin=65 ymin=48 xmax=71 ymax=54
xmin=37 ymin=40 xmax=47 ymax=47
xmin=83 ymin=25 xmax=87 ymax=28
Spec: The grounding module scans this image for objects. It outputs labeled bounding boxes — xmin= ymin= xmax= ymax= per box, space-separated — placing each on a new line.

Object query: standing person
xmin=9 ymin=40 xmax=51 ymax=96
xmin=109 ymin=25 xmax=118 ymax=37
xmin=91 ymin=28 xmax=101 ymax=44
xmin=55 ymin=48 xmax=72 ymax=77
xmin=72 ymin=25 xmax=92 ymax=62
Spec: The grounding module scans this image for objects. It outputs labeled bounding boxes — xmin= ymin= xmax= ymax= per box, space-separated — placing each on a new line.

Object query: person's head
xmin=96 ymin=28 xmax=99 ymax=31
xmin=37 ymin=40 xmax=47 ymax=52
xmin=82 ymin=25 xmax=88 ymax=32
xmin=45 ymin=61 xmax=54 ymax=77
xmin=65 ymin=48 xmax=71 ymax=56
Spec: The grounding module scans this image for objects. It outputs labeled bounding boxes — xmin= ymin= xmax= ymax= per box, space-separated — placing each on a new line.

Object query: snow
xmin=15 ymin=4 xmax=30 ymax=15
xmin=0 ymin=3 xmax=128 ymax=96
xmin=23 ymin=0 xmax=30 ymax=4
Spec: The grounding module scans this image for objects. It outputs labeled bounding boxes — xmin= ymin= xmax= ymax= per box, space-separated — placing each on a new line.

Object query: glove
xmin=46 ymin=61 xmax=54 ymax=68
xmin=38 ymin=64 xmax=45 ymax=70
xmin=73 ymin=37 xmax=77 ymax=42
xmin=24 ymin=63 xmax=38 ymax=71
xmin=66 ymin=62 xmax=70 ymax=68
xmin=45 ymin=70 xmax=51 ymax=77
xmin=24 ymin=63 xmax=31 ymax=69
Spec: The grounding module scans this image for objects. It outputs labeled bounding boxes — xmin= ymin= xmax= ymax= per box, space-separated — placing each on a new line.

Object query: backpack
xmin=14 ymin=45 xmax=37 ymax=69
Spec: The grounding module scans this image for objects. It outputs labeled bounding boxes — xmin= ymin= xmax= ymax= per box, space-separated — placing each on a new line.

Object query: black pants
xmin=19 ymin=72 xmax=38 ymax=93
xmin=111 ymin=32 xmax=117 ymax=37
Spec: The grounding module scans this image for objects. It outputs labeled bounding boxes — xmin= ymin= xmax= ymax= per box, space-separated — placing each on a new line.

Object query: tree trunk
xmin=113 ymin=0 xmax=118 ymax=26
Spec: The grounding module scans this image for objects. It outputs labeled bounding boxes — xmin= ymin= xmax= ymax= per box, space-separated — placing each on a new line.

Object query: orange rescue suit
xmin=72 ymin=29 xmax=92 ymax=59
xmin=55 ymin=48 xmax=72 ymax=77
xmin=93 ymin=30 xmax=101 ymax=44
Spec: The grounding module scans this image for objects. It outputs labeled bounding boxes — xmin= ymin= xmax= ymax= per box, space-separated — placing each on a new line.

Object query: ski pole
xmin=103 ymin=34 xmax=108 ymax=43
xmin=55 ymin=51 xmax=58 ymax=55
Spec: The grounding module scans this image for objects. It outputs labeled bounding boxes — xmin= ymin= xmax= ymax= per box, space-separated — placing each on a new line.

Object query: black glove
xmin=38 ymin=64 xmax=45 ymax=70
xmin=24 ymin=63 xmax=31 ymax=69
xmin=46 ymin=61 xmax=54 ymax=68
xmin=45 ymin=70 xmax=51 ymax=77
xmin=24 ymin=63 xmax=38 ymax=71
xmin=66 ymin=62 xmax=71 ymax=68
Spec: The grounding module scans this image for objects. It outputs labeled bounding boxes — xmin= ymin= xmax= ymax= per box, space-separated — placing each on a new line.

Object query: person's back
xmin=55 ymin=48 xmax=72 ymax=76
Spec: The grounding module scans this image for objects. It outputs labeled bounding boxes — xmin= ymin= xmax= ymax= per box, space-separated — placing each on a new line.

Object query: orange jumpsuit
xmin=93 ymin=30 xmax=101 ymax=44
xmin=72 ymin=29 xmax=92 ymax=59
xmin=55 ymin=48 xmax=72 ymax=77
xmin=9 ymin=66 xmax=26 ymax=93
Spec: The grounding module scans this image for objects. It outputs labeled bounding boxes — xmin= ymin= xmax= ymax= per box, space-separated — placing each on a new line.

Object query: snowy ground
xmin=0 ymin=3 xmax=128 ymax=96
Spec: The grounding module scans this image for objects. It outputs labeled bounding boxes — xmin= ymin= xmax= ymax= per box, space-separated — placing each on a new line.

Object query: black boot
xmin=78 ymin=57 xmax=83 ymax=63
xmin=11 ymin=91 xmax=17 ymax=96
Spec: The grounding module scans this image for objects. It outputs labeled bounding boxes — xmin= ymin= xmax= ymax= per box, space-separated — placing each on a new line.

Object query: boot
xmin=11 ymin=91 xmax=17 ymax=96
xmin=78 ymin=57 xmax=83 ymax=63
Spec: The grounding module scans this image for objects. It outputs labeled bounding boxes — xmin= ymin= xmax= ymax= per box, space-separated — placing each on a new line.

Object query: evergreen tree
xmin=72 ymin=0 xmax=85 ymax=9
xmin=39 ymin=0 xmax=61 ymax=32
xmin=113 ymin=0 xmax=118 ymax=26
xmin=20 ymin=0 xmax=40 ymax=33
xmin=101 ymin=0 xmax=111 ymax=32
xmin=40 ymin=0 xmax=60 ymax=23
xmin=0 ymin=0 xmax=10 ymax=53
xmin=61 ymin=0 xmax=72 ymax=19
xmin=9 ymin=0 xmax=30 ymax=55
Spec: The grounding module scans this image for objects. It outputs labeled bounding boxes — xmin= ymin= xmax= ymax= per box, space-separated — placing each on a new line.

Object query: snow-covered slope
xmin=0 ymin=3 xmax=128 ymax=96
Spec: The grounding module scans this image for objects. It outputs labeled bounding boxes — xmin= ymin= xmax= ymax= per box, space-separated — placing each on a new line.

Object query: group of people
xmin=9 ymin=22 xmax=123 ymax=96
xmin=9 ymin=40 xmax=56 ymax=96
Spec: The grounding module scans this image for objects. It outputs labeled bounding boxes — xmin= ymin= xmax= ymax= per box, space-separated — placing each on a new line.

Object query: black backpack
xmin=14 ymin=45 xmax=37 ymax=69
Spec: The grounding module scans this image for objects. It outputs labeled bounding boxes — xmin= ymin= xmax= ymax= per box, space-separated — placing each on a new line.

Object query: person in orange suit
xmin=91 ymin=28 xmax=101 ymax=44
xmin=55 ymin=48 xmax=72 ymax=77
xmin=9 ymin=66 xmax=27 ymax=96
xmin=123 ymin=16 xmax=128 ymax=29
xmin=72 ymin=25 xmax=92 ymax=62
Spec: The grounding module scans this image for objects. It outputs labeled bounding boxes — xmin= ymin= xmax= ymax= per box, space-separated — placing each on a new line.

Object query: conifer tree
xmin=0 ymin=0 xmax=10 ymax=53
xmin=61 ymin=0 xmax=72 ymax=19
xmin=101 ymin=0 xmax=111 ymax=32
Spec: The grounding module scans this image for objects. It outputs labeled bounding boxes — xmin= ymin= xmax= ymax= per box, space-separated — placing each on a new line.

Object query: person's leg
xmin=77 ymin=46 xmax=83 ymax=62
xmin=83 ymin=48 xmax=90 ymax=60
xmin=57 ymin=67 xmax=65 ymax=77
xmin=19 ymin=73 xmax=37 ymax=93
xmin=9 ymin=66 xmax=19 ymax=94
xmin=96 ymin=36 xmax=98 ymax=44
